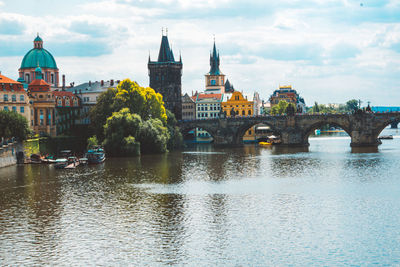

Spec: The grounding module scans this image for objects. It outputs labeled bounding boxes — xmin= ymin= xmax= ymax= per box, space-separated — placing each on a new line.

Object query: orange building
xmin=28 ymin=67 xmax=56 ymax=136
xmin=0 ymin=73 xmax=31 ymax=124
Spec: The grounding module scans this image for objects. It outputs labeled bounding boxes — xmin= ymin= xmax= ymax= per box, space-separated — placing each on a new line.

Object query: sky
xmin=0 ymin=0 xmax=400 ymax=106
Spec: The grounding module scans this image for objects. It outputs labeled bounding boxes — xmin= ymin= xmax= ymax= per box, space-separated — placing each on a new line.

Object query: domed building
xmin=18 ymin=34 xmax=59 ymax=87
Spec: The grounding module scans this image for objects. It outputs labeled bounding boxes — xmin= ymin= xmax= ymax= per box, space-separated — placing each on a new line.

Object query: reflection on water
xmin=1 ymin=128 xmax=400 ymax=265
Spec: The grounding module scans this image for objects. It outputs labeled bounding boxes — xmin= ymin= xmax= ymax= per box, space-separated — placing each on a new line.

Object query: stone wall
xmin=0 ymin=143 xmax=18 ymax=168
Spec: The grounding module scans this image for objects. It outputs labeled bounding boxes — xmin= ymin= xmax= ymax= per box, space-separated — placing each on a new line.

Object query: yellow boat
xmin=259 ymin=141 xmax=272 ymax=146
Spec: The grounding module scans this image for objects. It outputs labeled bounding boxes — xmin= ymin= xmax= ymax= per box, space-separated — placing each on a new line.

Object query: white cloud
xmin=0 ymin=0 xmax=400 ymax=105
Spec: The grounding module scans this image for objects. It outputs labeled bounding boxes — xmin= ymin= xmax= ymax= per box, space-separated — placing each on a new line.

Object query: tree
xmin=271 ymin=100 xmax=289 ymax=115
xmin=313 ymin=102 xmax=320 ymax=113
xmin=87 ymin=135 xmax=99 ymax=149
xmin=166 ymin=110 xmax=183 ymax=150
xmin=0 ymin=110 xmax=30 ymax=141
xmin=90 ymin=79 xmax=168 ymax=141
xmin=103 ymin=108 xmax=142 ymax=156
xmin=138 ymin=118 xmax=170 ymax=154
xmin=346 ymin=99 xmax=358 ymax=112
xmin=89 ymin=88 xmax=117 ymax=140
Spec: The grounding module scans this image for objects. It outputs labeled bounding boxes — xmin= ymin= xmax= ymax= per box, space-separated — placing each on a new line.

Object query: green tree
xmin=346 ymin=99 xmax=359 ymax=112
xmin=87 ymin=135 xmax=99 ymax=149
xmin=89 ymin=88 xmax=117 ymax=140
xmin=0 ymin=110 xmax=30 ymax=141
xmin=103 ymin=108 xmax=142 ymax=156
xmin=138 ymin=118 xmax=170 ymax=154
xmin=166 ymin=110 xmax=183 ymax=150
xmin=271 ymin=100 xmax=289 ymax=115
xmin=313 ymin=102 xmax=320 ymax=113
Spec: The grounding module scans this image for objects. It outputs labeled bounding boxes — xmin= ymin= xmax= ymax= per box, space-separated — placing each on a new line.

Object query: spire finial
xmin=162 ymin=27 xmax=164 ymax=36
xmin=37 ymin=32 xmax=39 ymax=37
xmin=166 ymin=27 xmax=168 ymax=36
xmin=213 ymin=34 xmax=215 ymax=43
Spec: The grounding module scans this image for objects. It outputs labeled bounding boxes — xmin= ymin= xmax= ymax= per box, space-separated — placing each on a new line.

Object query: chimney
xmin=62 ymin=75 xmax=65 ymax=91
xmin=89 ymin=80 xmax=91 ymax=86
xmin=110 ymin=79 xmax=114 ymax=86
xmin=101 ymin=80 xmax=104 ymax=86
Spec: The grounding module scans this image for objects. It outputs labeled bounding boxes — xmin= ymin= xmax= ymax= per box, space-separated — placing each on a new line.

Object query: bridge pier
xmin=350 ymin=130 xmax=381 ymax=147
xmin=280 ymin=129 xmax=308 ymax=147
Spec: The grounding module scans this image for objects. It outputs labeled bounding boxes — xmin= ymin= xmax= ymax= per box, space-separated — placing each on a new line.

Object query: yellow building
xmin=222 ymin=91 xmax=255 ymax=142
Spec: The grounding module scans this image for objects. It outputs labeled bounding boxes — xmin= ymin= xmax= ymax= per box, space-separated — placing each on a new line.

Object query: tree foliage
xmin=0 ymin=110 xmax=30 ymax=141
xmin=138 ymin=118 xmax=170 ymax=154
xmin=346 ymin=99 xmax=359 ymax=112
xmin=103 ymin=108 xmax=142 ymax=156
xmin=271 ymin=100 xmax=289 ymax=115
xmin=90 ymin=79 xmax=167 ymax=141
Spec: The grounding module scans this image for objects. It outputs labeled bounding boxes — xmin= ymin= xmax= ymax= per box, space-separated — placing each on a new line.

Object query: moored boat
xmin=378 ymin=135 xmax=393 ymax=140
xmin=86 ymin=146 xmax=106 ymax=164
xmin=54 ymin=158 xmax=68 ymax=169
xmin=259 ymin=141 xmax=272 ymax=147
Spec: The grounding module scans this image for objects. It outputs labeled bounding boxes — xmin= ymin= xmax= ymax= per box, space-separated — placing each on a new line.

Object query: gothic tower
xmin=205 ymin=40 xmax=225 ymax=94
xmin=148 ymin=32 xmax=183 ymax=120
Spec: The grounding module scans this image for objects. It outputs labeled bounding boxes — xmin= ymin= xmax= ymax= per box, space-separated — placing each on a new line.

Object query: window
xmin=248 ymin=110 xmax=252 ymax=115
xmin=20 ymin=107 xmax=24 ymax=113
xmin=58 ymin=99 xmax=62 ymax=106
xmin=211 ymin=80 xmax=216 ymax=85
xmin=12 ymin=95 xmax=16 ymax=102
xmin=242 ymin=110 xmax=245 ymax=115
xmin=51 ymin=74 xmax=54 ymax=84
xmin=20 ymin=95 xmax=24 ymax=102
xmin=4 ymin=94 xmax=8 ymax=101
xmin=4 ymin=106 xmax=8 ymax=111
xmin=25 ymin=74 xmax=30 ymax=83
xmin=12 ymin=106 xmax=16 ymax=112
xmin=40 ymin=110 xmax=44 ymax=125
xmin=65 ymin=98 xmax=70 ymax=107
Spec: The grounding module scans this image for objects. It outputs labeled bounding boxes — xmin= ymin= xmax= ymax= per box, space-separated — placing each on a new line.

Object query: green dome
xmin=20 ymin=48 xmax=58 ymax=69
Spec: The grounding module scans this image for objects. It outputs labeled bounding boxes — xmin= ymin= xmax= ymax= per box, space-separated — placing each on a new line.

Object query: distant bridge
xmin=372 ymin=107 xmax=400 ymax=128
xmin=178 ymin=112 xmax=400 ymax=147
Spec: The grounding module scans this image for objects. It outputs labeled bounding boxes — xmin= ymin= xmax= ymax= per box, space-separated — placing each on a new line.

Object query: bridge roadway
xmin=178 ymin=112 xmax=400 ymax=147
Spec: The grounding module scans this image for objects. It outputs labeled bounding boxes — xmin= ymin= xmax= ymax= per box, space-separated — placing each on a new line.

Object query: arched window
xmin=65 ymin=97 xmax=70 ymax=107
xmin=51 ymin=74 xmax=54 ymax=84
xmin=57 ymin=98 xmax=62 ymax=106
xmin=25 ymin=73 xmax=30 ymax=83
xmin=248 ymin=110 xmax=252 ymax=115
xmin=242 ymin=110 xmax=245 ymax=115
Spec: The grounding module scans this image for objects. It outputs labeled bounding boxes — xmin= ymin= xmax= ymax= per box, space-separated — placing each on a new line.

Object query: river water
xmin=1 ymin=129 xmax=400 ymax=266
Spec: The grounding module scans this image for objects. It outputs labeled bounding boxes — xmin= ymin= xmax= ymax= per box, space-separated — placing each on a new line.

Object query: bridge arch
xmin=372 ymin=114 xmax=400 ymax=139
xmin=179 ymin=120 xmax=219 ymax=143
xmin=302 ymin=120 xmax=352 ymax=145
xmin=235 ymin=119 xmax=282 ymax=144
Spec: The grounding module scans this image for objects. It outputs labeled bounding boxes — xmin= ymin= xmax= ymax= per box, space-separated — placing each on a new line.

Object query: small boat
xmin=259 ymin=141 xmax=272 ymax=147
xmin=79 ymin=157 xmax=88 ymax=165
xmin=54 ymin=158 xmax=68 ymax=169
xmin=86 ymin=146 xmax=106 ymax=164
xmin=64 ymin=157 xmax=80 ymax=169
xmin=30 ymin=154 xmax=42 ymax=164
xmin=378 ymin=135 xmax=393 ymax=140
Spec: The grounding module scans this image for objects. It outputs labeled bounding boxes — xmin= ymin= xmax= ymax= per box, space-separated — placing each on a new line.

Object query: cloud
xmin=0 ymin=19 xmax=25 ymax=35
xmin=48 ymin=41 xmax=112 ymax=57
xmin=69 ymin=21 xmax=109 ymax=38
xmin=327 ymin=43 xmax=360 ymax=59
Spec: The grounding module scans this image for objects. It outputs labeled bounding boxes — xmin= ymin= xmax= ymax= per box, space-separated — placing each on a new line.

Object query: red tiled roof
xmin=53 ymin=91 xmax=74 ymax=97
xmin=197 ymin=93 xmax=222 ymax=99
xmin=0 ymin=74 xmax=20 ymax=84
xmin=29 ymin=79 xmax=50 ymax=86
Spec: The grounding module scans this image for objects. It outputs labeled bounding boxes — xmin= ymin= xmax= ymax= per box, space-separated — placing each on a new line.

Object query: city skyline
xmin=0 ymin=0 xmax=400 ymax=105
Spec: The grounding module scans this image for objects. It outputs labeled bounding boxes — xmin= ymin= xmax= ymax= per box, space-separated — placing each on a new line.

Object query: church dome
xmin=20 ymin=35 xmax=58 ymax=70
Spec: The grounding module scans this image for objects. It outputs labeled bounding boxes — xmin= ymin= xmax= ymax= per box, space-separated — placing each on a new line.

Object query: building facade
xmin=18 ymin=35 xmax=59 ymax=87
xmin=0 ymin=73 xmax=31 ymax=123
xmin=65 ymin=80 xmax=119 ymax=125
xmin=181 ymin=93 xmax=196 ymax=120
xmin=222 ymin=91 xmax=255 ymax=142
xmin=148 ymin=34 xmax=183 ymax=120
xmin=53 ymin=90 xmax=81 ymax=135
xmin=195 ymin=93 xmax=223 ymax=142
xmin=269 ymin=85 xmax=306 ymax=114
xmin=28 ymin=67 xmax=56 ymax=136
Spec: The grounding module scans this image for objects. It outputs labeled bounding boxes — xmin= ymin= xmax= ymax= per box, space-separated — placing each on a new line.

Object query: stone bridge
xmin=178 ymin=112 xmax=400 ymax=147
